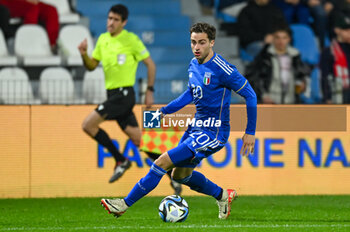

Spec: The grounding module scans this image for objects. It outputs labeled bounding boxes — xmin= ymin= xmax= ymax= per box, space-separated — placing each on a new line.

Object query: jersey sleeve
xmin=132 ymin=35 xmax=150 ymax=61
xmin=92 ymin=35 xmax=102 ymax=61
xmin=220 ymin=68 xmax=257 ymax=135
xmin=219 ymin=67 xmax=248 ymax=93
xmin=160 ymin=87 xmax=193 ymax=115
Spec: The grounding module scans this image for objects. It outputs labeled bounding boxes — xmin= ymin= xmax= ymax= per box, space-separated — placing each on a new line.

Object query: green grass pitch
xmin=0 ymin=196 xmax=349 ymax=232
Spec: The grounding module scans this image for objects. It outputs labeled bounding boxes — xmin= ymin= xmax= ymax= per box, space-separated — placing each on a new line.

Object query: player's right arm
xmin=160 ymin=87 xmax=193 ymax=115
xmin=78 ymin=38 xmax=99 ymax=71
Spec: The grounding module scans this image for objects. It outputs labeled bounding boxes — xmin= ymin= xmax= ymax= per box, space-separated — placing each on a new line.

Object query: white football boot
xmin=217 ymin=189 xmax=238 ymax=219
xmin=101 ymin=198 xmax=129 ymax=218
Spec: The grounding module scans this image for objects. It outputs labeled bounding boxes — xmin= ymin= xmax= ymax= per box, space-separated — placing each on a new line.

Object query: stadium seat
xmin=14 ymin=25 xmax=61 ymax=66
xmin=147 ymin=47 xmax=192 ymax=64
xmin=215 ymin=36 xmax=239 ymax=58
xmin=82 ymin=68 xmax=106 ymax=104
xmin=58 ymin=25 xmax=94 ymax=66
xmin=290 ymin=24 xmax=320 ymax=66
xmin=39 ymin=67 xmax=75 ymax=104
xmin=40 ymin=0 xmax=80 ymax=24
xmin=126 ymin=16 xmax=190 ymax=31
xmin=228 ymin=58 xmax=245 ymax=74
xmin=77 ymin=0 xmax=181 ymax=17
xmin=138 ymin=78 xmax=186 ymax=104
xmin=0 ymin=67 xmax=34 ymax=104
xmin=239 ymin=48 xmax=254 ymax=63
xmin=0 ymin=29 xmax=17 ymax=66
xmin=137 ymin=63 xmax=188 ymax=80
xmin=214 ymin=0 xmax=237 ymax=23
xmin=88 ymin=18 xmax=189 ymax=46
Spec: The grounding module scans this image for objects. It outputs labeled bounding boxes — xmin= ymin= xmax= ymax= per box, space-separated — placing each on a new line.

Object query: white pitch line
xmin=1 ymin=224 xmax=350 ymax=231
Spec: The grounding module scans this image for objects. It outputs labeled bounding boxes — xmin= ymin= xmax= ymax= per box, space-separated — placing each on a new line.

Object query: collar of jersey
xmin=195 ymin=52 xmax=217 ymax=66
xmin=108 ymin=29 xmax=126 ymax=39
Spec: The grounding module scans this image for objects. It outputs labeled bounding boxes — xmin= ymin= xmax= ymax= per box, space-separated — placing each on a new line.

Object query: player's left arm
xmin=142 ymin=56 xmax=156 ymax=108
xmin=160 ymin=87 xmax=193 ymax=115
xmin=221 ymin=68 xmax=257 ymax=156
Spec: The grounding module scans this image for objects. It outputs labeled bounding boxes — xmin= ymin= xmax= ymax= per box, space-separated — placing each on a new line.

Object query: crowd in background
xmin=1 ymin=0 xmax=350 ymax=104
xmin=201 ymin=0 xmax=350 ymax=104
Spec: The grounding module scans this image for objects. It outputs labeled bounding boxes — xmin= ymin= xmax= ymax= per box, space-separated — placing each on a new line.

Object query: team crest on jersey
xmin=117 ymin=54 xmax=126 ymax=65
xmin=203 ymin=72 xmax=211 ymax=85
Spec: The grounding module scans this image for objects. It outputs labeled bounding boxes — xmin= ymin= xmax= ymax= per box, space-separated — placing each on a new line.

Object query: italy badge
xmin=204 ymin=72 xmax=211 ymax=85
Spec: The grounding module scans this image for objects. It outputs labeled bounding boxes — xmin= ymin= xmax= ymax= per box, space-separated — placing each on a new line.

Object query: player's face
xmin=273 ymin=31 xmax=290 ymax=52
xmin=107 ymin=12 xmax=127 ymax=36
xmin=191 ymin=32 xmax=215 ymax=63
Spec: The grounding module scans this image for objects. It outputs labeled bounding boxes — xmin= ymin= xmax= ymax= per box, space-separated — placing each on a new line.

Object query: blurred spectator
xmin=0 ymin=4 xmax=10 ymax=38
xmin=237 ymin=0 xmax=287 ymax=58
xmin=245 ymin=25 xmax=309 ymax=103
xmin=0 ymin=0 xmax=59 ymax=52
xmin=328 ymin=0 xmax=350 ymax=38
xmin=272 ymin=0 xmax=331 ymax=48
xmin=320 ymin=13 xmax=350 ymax=103
xmin=306 ymin=0 xmax=333 ymax=48
xmin=271 ymin=0 xmax=311 ymax=25
xmin=198 ymin=0 xmax=215 ymax=14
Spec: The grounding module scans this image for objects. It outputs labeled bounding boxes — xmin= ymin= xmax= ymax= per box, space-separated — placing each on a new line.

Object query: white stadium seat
xmin=58 ymin=25 xmax=94 ymax=66
xmin=14 ymin=25 xmax=61 ymax=66
xmin=0 ymin=29 xmax=17 ymax=66
xmin=82 ymin=68 xmax=106 ymax=104
xmin=0 ymin=67 xmax=34 ymax=104
xmin=40 ymin=0 xmax=80 ymax=24
xmin=39 ymin=67 xmax=74 ymax=104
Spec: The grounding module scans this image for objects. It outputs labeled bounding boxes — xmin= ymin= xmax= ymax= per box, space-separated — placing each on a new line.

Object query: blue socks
xmin=174 ymin=171 xmax=222 ymax=199
xmin=124 ymin=166 xmax=222 ymax=206
xmin=124 ymin=163 xmax=166 ymax=206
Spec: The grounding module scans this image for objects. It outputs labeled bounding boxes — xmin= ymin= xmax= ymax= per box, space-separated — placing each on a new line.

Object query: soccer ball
xmin=158 ymin=195 xmax=189 ymax=222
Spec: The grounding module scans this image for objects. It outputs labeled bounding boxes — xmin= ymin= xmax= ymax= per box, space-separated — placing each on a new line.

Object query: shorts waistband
xmin=107 ymin=86 xmax=134 ymax=94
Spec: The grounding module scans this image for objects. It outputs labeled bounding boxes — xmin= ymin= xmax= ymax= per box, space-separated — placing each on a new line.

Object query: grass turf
xmin=0 ymin=196 xmax=349 ymax=232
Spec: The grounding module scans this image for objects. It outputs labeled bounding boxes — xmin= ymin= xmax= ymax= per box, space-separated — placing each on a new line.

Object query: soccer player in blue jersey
xmin=101 ymin=22 xmax=257 ymax=219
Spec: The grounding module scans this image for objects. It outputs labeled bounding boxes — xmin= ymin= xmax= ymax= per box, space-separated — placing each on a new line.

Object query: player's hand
xmin=264 ymin=34 xmax=273 ymax=44
xmin=240 ymin=133 xmax=255 ymax=156
xmin=78 ymin=39 xmax=88 ymax=56
xmin=145 ymin=90 xmax=154 ymax=108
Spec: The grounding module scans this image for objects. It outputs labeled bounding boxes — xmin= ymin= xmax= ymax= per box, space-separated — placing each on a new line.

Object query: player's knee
xmin=82 ymin=119 xmax=95 ymax=136
xmin=154 ymin=153 xmax=172 ymax=171
xmin=82 ymin=120 xmax=89 ymax=133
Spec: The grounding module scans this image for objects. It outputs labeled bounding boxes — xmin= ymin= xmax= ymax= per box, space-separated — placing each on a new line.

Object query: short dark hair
xmin=190 ymin=22 xmax=216 ymax=41
xmin=109 ymin=4 xmax=128 ymax=21
xmin=272 ymin=24 xmax=292 ymax=38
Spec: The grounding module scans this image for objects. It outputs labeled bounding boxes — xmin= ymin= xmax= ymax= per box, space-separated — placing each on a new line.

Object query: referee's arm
xmin=143 ymin=56 xmax=156 ymax=107
xmin=78 ymin=38 xmax=99 ymax=71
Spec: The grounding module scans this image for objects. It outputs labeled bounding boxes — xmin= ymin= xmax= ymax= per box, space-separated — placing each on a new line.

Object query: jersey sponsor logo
xmin=204 ymin=72 xmax=211 ymax=85
xmin=117 ymin=54 xmax=126 ymax=65
xmin=189 ymin=72 xmax=193 ymax=78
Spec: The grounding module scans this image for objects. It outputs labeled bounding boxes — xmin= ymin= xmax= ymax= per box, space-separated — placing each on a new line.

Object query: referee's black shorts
xmin=95 ymin=86 xmax=138 ymax=130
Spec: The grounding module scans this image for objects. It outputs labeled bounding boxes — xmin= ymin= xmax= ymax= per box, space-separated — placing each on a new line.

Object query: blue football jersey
xmin=187 ymin=53 xmax=248 ymax=142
